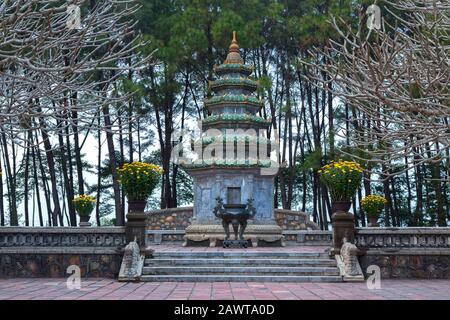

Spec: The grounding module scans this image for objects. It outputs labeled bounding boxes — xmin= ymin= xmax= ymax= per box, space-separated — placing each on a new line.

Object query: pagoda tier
xmin=204 ymin=94 xmax=264 ymax=115
xmin=201 ymin=113 xmax=272 ymax=131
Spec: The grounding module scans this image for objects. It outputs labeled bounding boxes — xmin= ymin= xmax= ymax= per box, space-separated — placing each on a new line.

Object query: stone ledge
xmin=146 ymin=207 xmax=193 ymax=215
xmin=146 ymin=230 xmax=186 ymax=234
xmin=282 ymin=230 xmax=331 ymax=235
xmin=364 ymin=248 xmax=450 ymax=256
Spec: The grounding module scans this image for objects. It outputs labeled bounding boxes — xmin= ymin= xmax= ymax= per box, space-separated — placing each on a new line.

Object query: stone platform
xmin=183 ymin=223 xmax=285 ymax=247
xmin=140 ymin=245 xmax=341 ymax=282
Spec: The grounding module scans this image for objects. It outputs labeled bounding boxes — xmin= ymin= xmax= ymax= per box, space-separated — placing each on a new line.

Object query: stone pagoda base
xmin=183 ymin=223 xmax=285 ymax=247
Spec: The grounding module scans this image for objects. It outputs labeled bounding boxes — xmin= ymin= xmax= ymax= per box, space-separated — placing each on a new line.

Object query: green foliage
xmin=99 ymin=217 xmax=116 ymax=226
xmin=257 ymin=75 xmax=272 ymax=93
xmin=302 ymin=149 xmax=323 ymax=170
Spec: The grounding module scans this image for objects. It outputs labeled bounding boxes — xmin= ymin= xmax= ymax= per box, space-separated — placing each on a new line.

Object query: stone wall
xmin=274 ymin=209 xmax=318 ymax=230
xmin=359 ymin=253 xmax=450 ymax=279
xmin=0 ymin=227 xmax=126 ymax=278
xmin=1 ymin=253 xmax=122 ymax=278
xmin=146 ymin=206 xmax=318 ymax=231
xmin=147 ymin=207 xmax=193 ymax=230
xmin=356 ymin=227 xmax=450 ymax=279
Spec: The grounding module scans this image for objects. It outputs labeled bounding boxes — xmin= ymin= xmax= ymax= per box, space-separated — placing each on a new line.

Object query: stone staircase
xmin=140 ymin=250 xmax=342 ymax=282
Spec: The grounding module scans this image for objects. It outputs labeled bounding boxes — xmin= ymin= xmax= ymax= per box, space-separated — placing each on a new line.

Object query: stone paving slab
xmin=0 ymin=278 xmax=450 ymax=300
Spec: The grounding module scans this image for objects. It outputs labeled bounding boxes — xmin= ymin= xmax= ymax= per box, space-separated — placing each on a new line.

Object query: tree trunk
xmin=31 ymin=140 xmax=44 ymax=227
xmin=35 ymin=130 xmax=53 ymax=226
xmin=57 ymin=119 xmax=77 ymax=226
xmin=413 ymin=145 xmax=423 ymax=226
xmin=118 ymin=109 xmax=126 ymax=219
xmin=1 ymin=131 xmax=18 ymax=226
xmin=71 ymin=103 xmax=85 ymax=195
xmin=39 ymin=120 xmax=63 ymax=226
xmin=103 ymin=104 xmax=124 ymax=225
xmin=23 ymin=131 xmax=31 ymax=226
xmin=96 ymin=116 xmax=102 ymax=226
xmin=0 ymin=155 xmax=4 ymax=226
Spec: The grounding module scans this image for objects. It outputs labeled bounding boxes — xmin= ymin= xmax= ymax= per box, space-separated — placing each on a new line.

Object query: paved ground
xmin=1 ymin=278 xmax=450 ymax=300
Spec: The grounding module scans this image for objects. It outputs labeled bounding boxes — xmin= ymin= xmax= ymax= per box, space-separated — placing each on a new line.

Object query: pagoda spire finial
xmin=228 ymin=31 xmax=239 ymax=54
xmin=225 ymin=31 xmax=243 ymax=64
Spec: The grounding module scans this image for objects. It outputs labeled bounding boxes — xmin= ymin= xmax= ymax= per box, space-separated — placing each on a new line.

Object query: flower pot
xmin=331 ymin=201 xmax=352 ymax=213
xmin=79 ymin=214 xmax=91 ymax=227
xmin=80 ymin=215 xmax=90 ymax=222
xmin=128 ymin=200 xmax=147 ymax=213
xmin=368 ymin=216 xmax=379 ymax=227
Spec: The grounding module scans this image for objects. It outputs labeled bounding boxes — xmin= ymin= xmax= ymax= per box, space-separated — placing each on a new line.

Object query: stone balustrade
xmin=0 ymin=227 xmax=126 ymax=250
xmin=355 ymin=227 xmax=450 ymax=250
xmin=355 ymin=227 xmax=450 ymax=279
xmin=0 ymin=227 xmax=126 ymax=278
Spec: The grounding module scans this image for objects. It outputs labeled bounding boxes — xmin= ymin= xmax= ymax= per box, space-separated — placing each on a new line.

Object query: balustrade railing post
xmin=125 ymin=212 xmax=147 ymax=249
xmin=331 ymin=211 xmax=355 ymax=256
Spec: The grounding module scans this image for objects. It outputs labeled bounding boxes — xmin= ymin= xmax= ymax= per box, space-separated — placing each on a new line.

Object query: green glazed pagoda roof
xmin=202 ymin=114 xmax=271 ymax=127
xmin=209 ymin=77 xmax=258 ymax=91
xmin=182 ymin=159 xmax=273 ymax=169
xmin=214 ymin=63 xmax=254 ymax=76
xmin=204 ymin=94 xmax=264 ymax=108
xmin=200 ymin=134 xmax=272 ymax=145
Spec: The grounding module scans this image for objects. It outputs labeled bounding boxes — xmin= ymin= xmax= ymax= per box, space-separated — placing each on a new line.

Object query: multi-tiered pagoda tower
xmin=183 ymin=32 xmax=284 ymax=247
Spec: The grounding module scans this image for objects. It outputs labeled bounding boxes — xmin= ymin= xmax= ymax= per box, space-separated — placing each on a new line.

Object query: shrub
xmin=361 ymin=195 xmax=387 ymax=218
xmin=117 ymin=162 xmax=163 ymax=201
xmin=72 ymin=194 xmax=96 ymax=216
xmin=319 ymin=160 xmax=363 ymax=201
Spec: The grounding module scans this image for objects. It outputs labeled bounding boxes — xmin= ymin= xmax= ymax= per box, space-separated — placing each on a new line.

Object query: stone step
xmin=151 ymin=251 xmax=329 ymax=259
xmin=140 ymin=274 xmax=343 ymax=282
xmin=142 ymin=266 xmax=340 ymax=276
xmin=144 ymin=258 xmax=337 ymax=266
